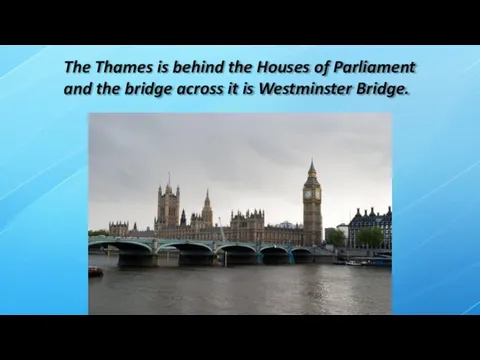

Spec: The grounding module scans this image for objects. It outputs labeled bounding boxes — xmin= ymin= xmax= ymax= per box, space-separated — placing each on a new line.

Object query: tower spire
xmin=168 ymin=172 xmax=171 ymax=186
xmin=202 ymin=188 xmax=213 ymax=227
xmin=204 ymin=188 xmax=211 ymax=207
xmin=308 ymin=158 xmax=316 ymax=176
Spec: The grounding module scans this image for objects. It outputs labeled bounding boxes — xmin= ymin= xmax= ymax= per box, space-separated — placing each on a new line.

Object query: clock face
xmin=315 ymin=191 xmax=321 ymax=199
xmin=305 ymin=191 xmax=312 ymax=199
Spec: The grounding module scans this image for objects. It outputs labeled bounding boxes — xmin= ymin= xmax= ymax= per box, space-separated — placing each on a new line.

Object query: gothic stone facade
xmin=347 ymin=206 xmax=392 ymax=249
xmin=109 ymin=221 xmax=129 ymax=237
xmin=109 ymin=160 xmax=323 ymax=247
xmin=302 ymin=160 xmax=323 ymax=246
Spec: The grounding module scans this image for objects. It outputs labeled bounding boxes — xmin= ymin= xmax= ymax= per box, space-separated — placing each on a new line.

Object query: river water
xmin=89 ymin=254 xmax=391 ymax=315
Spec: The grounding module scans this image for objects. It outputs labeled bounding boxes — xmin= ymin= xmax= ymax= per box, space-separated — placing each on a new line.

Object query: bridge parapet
xmin=88 ymin=236 xmax=334 ymax=267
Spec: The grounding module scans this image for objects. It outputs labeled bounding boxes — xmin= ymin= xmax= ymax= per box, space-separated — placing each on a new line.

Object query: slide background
xmin=0 ymin=45 xmax=479 ymax=315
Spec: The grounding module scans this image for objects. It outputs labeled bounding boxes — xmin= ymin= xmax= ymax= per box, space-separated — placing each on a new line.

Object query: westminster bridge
xmin=88 ymin=236 xmax=334 ymax=267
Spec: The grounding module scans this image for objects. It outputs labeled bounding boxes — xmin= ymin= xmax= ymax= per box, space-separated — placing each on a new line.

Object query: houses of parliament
xmin=109 ymin=160 xmax=323 ymax=246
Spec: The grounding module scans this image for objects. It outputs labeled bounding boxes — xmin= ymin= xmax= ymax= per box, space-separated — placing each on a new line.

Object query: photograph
xmin=88 ymin=113 xmax=392 ymax=315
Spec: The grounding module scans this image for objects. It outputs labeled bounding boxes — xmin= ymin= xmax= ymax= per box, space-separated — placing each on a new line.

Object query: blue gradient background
xmin=0 ymin=45 xmax=479 ymax=315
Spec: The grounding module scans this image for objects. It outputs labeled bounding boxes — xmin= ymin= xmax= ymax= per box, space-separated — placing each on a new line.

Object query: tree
xmin=327 ymin=229 xmax=345 ymax=247
xmin=88 ymin=229 xmax=109 ymax=237
xmin=355 ymin=227 xmax=384 ymax=248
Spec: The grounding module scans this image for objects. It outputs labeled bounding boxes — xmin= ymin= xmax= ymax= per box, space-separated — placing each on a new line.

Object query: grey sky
xmin=89 ymin=113 xmax=391 ymax=231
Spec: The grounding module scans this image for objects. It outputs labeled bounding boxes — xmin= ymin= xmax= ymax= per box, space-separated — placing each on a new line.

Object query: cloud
xmin=89 ymin=113 xmax=391 ymax=231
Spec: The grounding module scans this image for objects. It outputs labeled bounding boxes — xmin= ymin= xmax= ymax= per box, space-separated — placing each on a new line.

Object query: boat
xmin=346 ymin=260 xmax=362 ymax=267
xmin=350 ymin=257 xmax=392 ymax=268
xmin=89 ymin=266 xmax=104 ymax=278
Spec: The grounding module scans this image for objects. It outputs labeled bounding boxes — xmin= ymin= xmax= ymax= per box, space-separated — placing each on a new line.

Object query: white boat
xmin=346 ymin=260 xmax=362 ymax=266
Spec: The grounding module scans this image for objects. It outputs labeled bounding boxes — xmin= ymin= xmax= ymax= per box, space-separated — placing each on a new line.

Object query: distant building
xmin=277 ymin=221 xmax=296 ymax=229
xmin=324 ymin=227 xmax=336 ymax=243
xmin=347 ymin=207 xmax=392 ymax=249
xmin=107 ymin=160 xmax=324 ymax=246
xmin=109 ymin=221 xmax=129 ymax=237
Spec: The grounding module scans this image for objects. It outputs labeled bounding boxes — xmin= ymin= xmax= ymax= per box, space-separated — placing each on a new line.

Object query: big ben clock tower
xmin=303 ymin=159 xmax=323 ymax=246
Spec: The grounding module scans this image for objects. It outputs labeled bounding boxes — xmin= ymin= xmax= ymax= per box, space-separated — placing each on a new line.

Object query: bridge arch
xmin=217 ymin=244 xmax=257 ymax=253
xmin=217 ymin=244 xmax=258 ymax=265
xmin=259 ymin=245 xmax=290 ymax=265
xmin=291 ymin=247 xmax=313 ymax=254
xmin=88 ymin=240 xmax=152 ymax=253
xmin=259 ymin=245 xmax=288 ymax=253
xmin=159 ymin=242 xmax=213 ymax=253
xmin=291 ymin=247 xmax=314 ymax=264
xmin=160 ymin=241 xmax=214 ymax=266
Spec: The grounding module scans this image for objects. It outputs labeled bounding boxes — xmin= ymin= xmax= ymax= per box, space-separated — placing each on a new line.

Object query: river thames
xmin=89 ymin=254 xmax=391 ymax=315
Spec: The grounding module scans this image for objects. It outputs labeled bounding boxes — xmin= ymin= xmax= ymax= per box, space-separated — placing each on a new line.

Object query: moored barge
xmin=88 ymin=266 xmax=104 ymax=278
